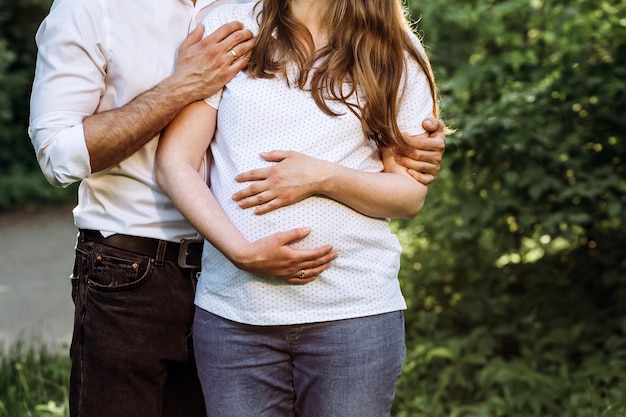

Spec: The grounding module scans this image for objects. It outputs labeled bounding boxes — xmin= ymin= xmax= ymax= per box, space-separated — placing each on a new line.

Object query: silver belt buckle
xmin=178 ymin=238 xmax=203 ymax=268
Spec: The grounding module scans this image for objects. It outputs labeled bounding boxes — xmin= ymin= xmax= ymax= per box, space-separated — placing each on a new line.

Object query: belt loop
xmin=155 ymin=240 xmax=167 ymax=265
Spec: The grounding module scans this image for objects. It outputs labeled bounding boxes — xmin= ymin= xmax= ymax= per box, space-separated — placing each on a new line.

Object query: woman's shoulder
xmin=200 ymin=1 xmax=259 ymax=32
xmin=404 ymin=29 xmax=428 ymax=58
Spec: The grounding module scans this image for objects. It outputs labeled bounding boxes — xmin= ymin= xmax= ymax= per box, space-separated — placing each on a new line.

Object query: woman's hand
xmin=228 ymin=227 xmax=338 ymax=284
xmin=232 ymin=150 xmax=331 ymax=215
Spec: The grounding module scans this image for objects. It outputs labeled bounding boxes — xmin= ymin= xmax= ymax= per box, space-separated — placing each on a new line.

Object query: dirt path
xmin=0 ymin=204 xmax=77 ymax=352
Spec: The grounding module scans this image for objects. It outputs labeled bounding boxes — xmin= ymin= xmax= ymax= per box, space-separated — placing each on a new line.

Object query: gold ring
xmin=229 ymin=49 xmax=238 ymax=58
xmin=299 ymin=269 xmax=306 ymax=279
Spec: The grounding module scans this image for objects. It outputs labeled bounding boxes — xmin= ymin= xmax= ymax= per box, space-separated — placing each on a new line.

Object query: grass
xmin=2 ymin=338 xmax=625 ymax=417
xmin=0 ymin=341 xmax=70 ymax=417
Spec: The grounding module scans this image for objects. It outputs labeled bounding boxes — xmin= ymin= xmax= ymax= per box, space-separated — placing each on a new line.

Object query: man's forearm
xmin=84 ymin=21 xmax=255 ymax=173
xmin=84 ymin=81 xmax=192 ymax=173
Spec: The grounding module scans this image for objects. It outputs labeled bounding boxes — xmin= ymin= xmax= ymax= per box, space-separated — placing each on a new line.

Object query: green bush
xmin=392 ymin=0 xmax=626 ymax=415
xmin=0 ymin=0 xmax=49 ymax=173
xmin=0 ymin=0 xmax=74 ymax=210
xmin=1 ymin=0 xmax=625 ymax=415
xmin=0 ymin=173 xmax=77 ymax=211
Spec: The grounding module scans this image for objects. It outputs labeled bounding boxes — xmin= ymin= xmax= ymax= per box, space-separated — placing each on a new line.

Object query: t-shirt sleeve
xmin=203 ymin=91 xmax=223 ymax=109
xmin=396 ymin=33 xmax=435 ymax=136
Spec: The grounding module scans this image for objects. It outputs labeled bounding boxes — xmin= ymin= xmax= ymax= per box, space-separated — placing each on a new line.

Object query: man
xmin=28 ymin=0 xmax=445 ymax=416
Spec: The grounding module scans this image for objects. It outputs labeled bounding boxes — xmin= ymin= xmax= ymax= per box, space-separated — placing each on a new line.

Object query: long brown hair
xmin=247 ymin=0 xmax=439 ymax=151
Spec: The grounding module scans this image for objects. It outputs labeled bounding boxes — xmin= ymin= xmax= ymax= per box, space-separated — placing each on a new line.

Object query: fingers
xmin=406 ymin=170 xmax=436 ymax=185
xmin=232 ymin=174 xmax=268 ymax=203
xmin=285 ymin=276 xmax=316 ymax=285
xmin=393 ymin=147 xmax=441 ymax=184
xmin=395 ymin=154 xmax=440 ymax=182
xmin=234 ymin=166 xmax=270 ymax=183
xmin=282 ymin=253 xmax=336 ymax=285
xmin=237 ymin=191 xmax=279 ymax=214
xmin=234 ymin=151 xmax=291 ymax=183
xmin=274 ymin=226 xmax=313 ymax=246
xmin=422 ymin=116 xmax=444 ymax=134
xmin=250 ymin=200 xmax=281 ymax=215
xmin=227 ymin=35 xmax=255 ymax=59
xmin=227 ymin=37 xmax=255 ymax=70
xmin=235 ymin=190 xmax=273 ymax=210
xmin=275 ymin=227 xmax=338 ymax=265
xmin=283 ymin=264 xmax=327 ymax=285
xmin=204 ymin=21 xmax=254 ymax=59
xmin=242 ymin=227 xmax=338 ymax=285
xmin=401 ymin=133 xmax=445 ymax=153
xmin=205 ymin=21 xmax=246 ymax=43
xmin=233 ymin=150 xmax=316 ymax=214
xmin=234 ymin=189 xmax=294 ymax=215
xmin=427 ymin=129 xmax=447 ymax=153
xmin=258 ymin=150 xmax=290 ymax=162
xmin=182 ymin=24 xmax=205 ymax=48
xmin=173 ymin=22 xmax=255 ymax=101
xmin=295 ymin=252 xmax=337 ymax=273
xmin=186 ymin=22 xmax=254 ymax=78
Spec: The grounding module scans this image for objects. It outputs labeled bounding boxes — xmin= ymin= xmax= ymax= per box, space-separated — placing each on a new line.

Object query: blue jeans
xmin=70 ymin=237 xmax=205 ymax=417
xmin=193 ymin=308 xmax=406 ymax=417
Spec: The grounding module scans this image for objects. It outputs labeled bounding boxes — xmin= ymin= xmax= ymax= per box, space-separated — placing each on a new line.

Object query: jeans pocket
xmin=71 ymin=244 xmax=91 ymax=303
xmin=71 ymin=274 xmax=80 ymax=303
xmin=87 ymin=246 xmax=154 ymax=292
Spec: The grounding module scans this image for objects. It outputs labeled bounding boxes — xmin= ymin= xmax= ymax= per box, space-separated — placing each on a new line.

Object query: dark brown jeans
xmin=69 ymin=237 xmax=206 ymax=417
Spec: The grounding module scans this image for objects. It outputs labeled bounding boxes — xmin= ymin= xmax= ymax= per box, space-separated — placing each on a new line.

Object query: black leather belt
xmin=79 ymin=230 xmax=202 ymax=268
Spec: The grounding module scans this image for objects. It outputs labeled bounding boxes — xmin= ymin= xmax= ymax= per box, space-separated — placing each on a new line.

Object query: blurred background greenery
xmin=0 ymin=0 xmax=78 ymax=210
xmin=1 ymin=0 xmax=625 ymax=416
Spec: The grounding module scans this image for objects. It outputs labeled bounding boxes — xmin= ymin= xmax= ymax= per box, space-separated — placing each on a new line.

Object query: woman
xmin=156 ymin=0 xmax=440 ymax=415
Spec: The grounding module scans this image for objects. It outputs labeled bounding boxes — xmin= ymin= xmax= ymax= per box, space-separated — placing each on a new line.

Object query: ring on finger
xmin=299 ymin=269 xmax=306 ymax=279
xmin=229 ymin=48 xmax=238 ymax=59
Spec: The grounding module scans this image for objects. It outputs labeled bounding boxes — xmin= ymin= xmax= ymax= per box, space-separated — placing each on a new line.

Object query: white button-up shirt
xmin=28 ymin=0 xmax=241 ymax=241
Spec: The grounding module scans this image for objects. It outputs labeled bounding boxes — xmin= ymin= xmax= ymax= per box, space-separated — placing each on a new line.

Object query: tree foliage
xmin=393 ymin=0 xmax=626 ymax=415
xmin=0 ymin=0 xmax=49 ymax=172
xmin=0 ymin=0 xmax=625 ymax=415
xmin=0 ymin=0 xmax=73 ymax=210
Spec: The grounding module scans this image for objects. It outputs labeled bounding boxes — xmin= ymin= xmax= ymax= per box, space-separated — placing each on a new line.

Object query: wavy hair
xmin=247 ymin=0 xmax=439 ymax=151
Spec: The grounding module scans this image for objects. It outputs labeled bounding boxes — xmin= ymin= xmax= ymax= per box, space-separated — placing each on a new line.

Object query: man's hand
xmin=232 ymin=151 xmax=329 ymax=215
xmin=167 ymin=22 xmax=255 ymax=102
xmin=84 ymin=23 xmax=256 ymax=173
xmin=394 ymin=116 xmax=446 ymax=185
xmin=229 ymin=227 xmax=338 ymax=284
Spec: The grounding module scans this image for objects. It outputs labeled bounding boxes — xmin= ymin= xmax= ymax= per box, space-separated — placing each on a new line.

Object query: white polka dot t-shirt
xmin=196 ymin=2 xmax=434 ymax=325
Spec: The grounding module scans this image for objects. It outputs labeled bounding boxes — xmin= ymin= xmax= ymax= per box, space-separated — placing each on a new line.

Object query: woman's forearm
xmin=318 ymin=161 xmax=427 ymax=219
xmin=233 ymin=149 xmax=428 ymax=219
xmin=155 ymin=101 xmax=336 ymax=282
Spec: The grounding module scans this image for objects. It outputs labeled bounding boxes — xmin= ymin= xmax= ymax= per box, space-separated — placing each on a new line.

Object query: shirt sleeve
xmin=203 ymin=90 xmax=223 ymax=109
xmin=396 ymin=32 xmax=435 ymax=137
xmin=28 ymin=0 xmax=108 ymax=187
